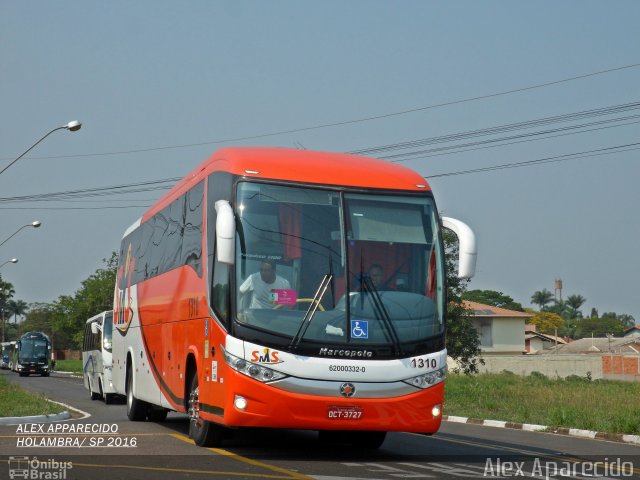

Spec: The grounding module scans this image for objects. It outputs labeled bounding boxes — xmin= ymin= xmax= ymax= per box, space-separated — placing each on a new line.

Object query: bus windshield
xmin=103 ymin=312 xmax=113 ymax=351
xmin=234 ymin=182 xmax=444 ymax=353
xmin=19 ymin=339 xmax=48 ymax=362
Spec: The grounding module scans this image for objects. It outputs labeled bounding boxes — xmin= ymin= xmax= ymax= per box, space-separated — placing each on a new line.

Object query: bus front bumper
xmin=205 ymin=372 xmax=445 ymax=433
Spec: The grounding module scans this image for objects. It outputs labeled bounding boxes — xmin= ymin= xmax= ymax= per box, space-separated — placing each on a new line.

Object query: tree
xmin=463 ymin=289 xmax=524 ymax=311
xmin=530 ymin=289 xmax=554 ymax=310
xmin=7 ymin=299 xmax=28 ymax=323
xmin=526 ymin=309 xmax=565 ymax=335
xmin=0 ymin=277 xmax=15 ymax=342
xmin=19 ymin=253 xmax=120 ymax=350
xmin=574 ymin=315 xmax=625 ymax=338
xmin=614 ymin=313 xmax=635 ymax=329
xmin=444 ymin=230 xmax=483 ymax=375
xmin=50 ymin=253 xmax=118 ymax=349
xmin=564 ymin=294 xmax=586 ymax=319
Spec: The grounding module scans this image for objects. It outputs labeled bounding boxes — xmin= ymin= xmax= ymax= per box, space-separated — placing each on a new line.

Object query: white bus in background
xmin=1 ymin=341 xmax=16 ymax=369
xmin=82 ymin=311 xmax=117 ymax=404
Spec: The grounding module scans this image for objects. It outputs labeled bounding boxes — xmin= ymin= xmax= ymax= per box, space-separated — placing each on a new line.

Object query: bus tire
xmin=187 ymin=372 xmax=224 ymax=447
xmin=99 ymin=378 xmax=114 ymax=404
xmin=126 ymin=368 xmax=147 ymax=421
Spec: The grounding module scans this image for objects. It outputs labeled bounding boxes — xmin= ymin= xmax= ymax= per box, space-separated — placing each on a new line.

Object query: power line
xmin=382 ymin=116 xmax=640 ymax=162
xmin=2 ymin=102 xmax=638 ymax=207
xmin=388 ymin=119 xmax=640 ymax=163
xmin=349 ymin=101 xmax=640 ymax=157
xmin=3 ymin=62 xmax=640 ymax=161
xmin=424 ymin=142 xmax=640 ymax=178
xmin=0 ymin=205 xmax=151 ymax=211
xmin=0 ymin=178 xmax=178 ymax=204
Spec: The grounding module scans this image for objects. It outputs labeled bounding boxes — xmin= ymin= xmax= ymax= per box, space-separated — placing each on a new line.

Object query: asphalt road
xmin=0 ymin=368 xmax=638 ymax=480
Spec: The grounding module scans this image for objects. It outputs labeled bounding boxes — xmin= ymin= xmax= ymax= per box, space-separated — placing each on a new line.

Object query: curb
xmin=0 ymin=411 xmax=71 ymax=426
xmin=53 ymin=371 xmax=82 ymax=379
xmin=443 ymin=415 xmax=640 ymax=446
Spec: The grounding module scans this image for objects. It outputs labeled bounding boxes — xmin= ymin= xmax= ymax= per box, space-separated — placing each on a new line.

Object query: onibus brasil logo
xmin=8 ymin=456 xmax=72 ymax=479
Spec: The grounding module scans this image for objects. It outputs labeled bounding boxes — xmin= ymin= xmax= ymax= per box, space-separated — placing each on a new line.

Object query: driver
xmin=239 ymin=260 xmax=291 ymax=309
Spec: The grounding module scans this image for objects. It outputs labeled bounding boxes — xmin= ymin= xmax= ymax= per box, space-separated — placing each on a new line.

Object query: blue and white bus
xmin=82 ymin=311 xmax=117 ymax=403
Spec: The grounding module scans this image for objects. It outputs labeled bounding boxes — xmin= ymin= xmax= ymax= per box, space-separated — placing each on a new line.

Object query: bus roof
xmin=85 ymin=311 xmax=113 ymax=324
xmin=20 ymin=331 xmax=50 ymax=341
xmin=145 ymin=147 xmax=431 ymax=219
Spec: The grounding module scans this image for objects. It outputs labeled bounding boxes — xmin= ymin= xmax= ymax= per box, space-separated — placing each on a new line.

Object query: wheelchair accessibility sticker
xmin=351 ymin=320 xmax=369 ymax=339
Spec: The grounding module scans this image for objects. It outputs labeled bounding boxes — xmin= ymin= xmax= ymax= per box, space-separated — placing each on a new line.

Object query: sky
xmin=1 ymin=1 xmax=639 ymax=324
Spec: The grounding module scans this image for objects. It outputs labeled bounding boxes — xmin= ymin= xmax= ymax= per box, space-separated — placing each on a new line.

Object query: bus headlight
xmin=403 ymin=366 xmax=447 ymax=389
xmin=222 ymin=348 xmax=287 ymax=383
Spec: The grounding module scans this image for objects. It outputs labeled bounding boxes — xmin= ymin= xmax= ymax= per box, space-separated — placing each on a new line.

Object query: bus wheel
xmin=99 ymin=379 xmax=113 ymax=404
xmin=187 ymin=373 xmax=224 ymax=447
xmin=126 ymin=368 xmax=147 ymax=421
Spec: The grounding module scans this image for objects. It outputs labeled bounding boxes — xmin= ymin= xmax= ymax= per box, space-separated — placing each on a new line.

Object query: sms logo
xmin=251 ymin=348 xmax=282 ymax=364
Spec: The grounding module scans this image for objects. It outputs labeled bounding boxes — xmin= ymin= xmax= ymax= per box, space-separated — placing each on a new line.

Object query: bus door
xmin=83 ymin=319 xmax=101 ymax=392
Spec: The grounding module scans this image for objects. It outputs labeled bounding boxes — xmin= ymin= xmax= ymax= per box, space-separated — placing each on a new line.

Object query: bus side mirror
xmin=442 ymin=216 xmax=477 ymax=279
xmin=91 ymin=322 xmax=99 ymax=335
xmin=215 ymin=200 xmax=236 ymax=265
xmin=16 ymin=341 xmax=21 ymax=349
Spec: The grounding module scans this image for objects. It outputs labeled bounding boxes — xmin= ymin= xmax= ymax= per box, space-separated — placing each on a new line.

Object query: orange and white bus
xmin=112 ymin=147 xmax=476 ymax=448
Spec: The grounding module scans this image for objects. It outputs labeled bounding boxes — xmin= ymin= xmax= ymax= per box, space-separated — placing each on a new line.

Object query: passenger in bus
xmin=239 ymin=260 xmax=291 ymax=309
xmin=368 ymin=263 xmax=396 ymax=291
xmin=369 ymin=263 xmax=386 ymax=289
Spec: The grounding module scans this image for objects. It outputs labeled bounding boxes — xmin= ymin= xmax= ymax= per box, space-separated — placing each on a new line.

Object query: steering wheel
xmin=274 ymin=298 xmax=325 ymax=311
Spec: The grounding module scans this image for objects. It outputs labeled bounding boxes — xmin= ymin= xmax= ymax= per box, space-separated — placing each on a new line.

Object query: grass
xmin=0 ymin=376 xmax=64 ymax=417
xmin=445 ymin=372 xmax=640 ymax=435
xmin=55 ymin=359 xmax=83 ymax=374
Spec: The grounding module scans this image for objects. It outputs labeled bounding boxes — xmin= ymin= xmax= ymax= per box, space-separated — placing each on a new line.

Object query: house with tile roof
xmin=464 ymin=301 xmax=533 ymax=354
xmin=525 ymin=324 xmax=568 ymax=353
xmin=624 ymin=325 xmax=640 ymax=337
xmin=540 ymin=336 xmax=640 ymax=355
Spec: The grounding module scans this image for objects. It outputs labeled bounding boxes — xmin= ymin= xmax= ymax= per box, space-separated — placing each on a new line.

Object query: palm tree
xmin=618 ymin=314 xmax=635 ymax=329
xmin=565 ymin=294 xmax=586 ymax=319
xmin=531 ymin=289 xmax=554 ymax=310
xmin=7 ymin=299 xmax=28 ymax=324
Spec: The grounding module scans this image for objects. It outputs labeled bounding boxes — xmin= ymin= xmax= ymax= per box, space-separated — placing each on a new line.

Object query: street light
xmin=0 ymin=120 xmax=82 ymax=176
xmin=0 ymin=221 xmax=42 ymax=248
xmin=0 ymin=258 xmax=18 ymax=270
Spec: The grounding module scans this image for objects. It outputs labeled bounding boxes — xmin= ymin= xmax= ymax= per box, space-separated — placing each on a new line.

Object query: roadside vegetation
xmin=54 ymin=359 xmax=83 ymax=374
xmin=0 ymin=376 xmax=63 ymax=417
xmin=445 ymin=371 xmax=640 ymax=435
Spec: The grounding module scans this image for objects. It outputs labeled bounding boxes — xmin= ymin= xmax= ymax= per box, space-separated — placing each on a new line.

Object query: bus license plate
xmin=327 ymin=406 xmax=363 ymax=420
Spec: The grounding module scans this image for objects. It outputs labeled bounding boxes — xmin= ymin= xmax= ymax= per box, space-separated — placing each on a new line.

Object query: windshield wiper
xmin=360 ymin=275 xmax=403 ymax=356
xmin=290 ymin=274 xmax=333 ymax=350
